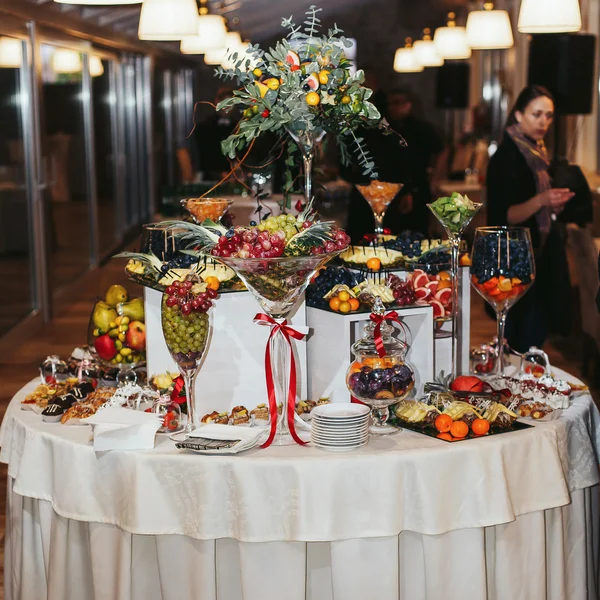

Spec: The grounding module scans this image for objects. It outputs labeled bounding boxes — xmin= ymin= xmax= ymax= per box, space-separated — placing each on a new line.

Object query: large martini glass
xmin=287 ymin=123 xmax=326 ymax=204
xmin=214 ymin=252 xmax=340 ymax=445
xmin=427 ymin=193 xmax=482 ymax=376
xmin=356 ymin=180 xmax=404 ymax=235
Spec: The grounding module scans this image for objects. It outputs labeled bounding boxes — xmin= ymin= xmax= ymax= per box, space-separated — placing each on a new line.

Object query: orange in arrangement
xmin=450 ymin=420 xmax=469 ymax=439
xmin=471 ymin=418 xmax=490 ymax=436
xmin=366 ymin=257 xmax=382 ymax=271
xmin=434 ymin=414 xmax=453 ymax=433
xmin=204 ymin=276 xmax=220 ymax=291
xmin=472 ymin=275 xmax=530 ymax=306
xmin=328 ymin=288 xmax=361 ymax=313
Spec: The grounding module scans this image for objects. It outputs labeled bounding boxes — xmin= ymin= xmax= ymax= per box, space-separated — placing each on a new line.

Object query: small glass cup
xmin=152 ymin=394 xmax=183 ymax=434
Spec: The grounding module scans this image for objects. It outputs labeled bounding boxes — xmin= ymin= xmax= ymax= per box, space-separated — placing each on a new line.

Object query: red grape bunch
xmin=164 ymin=280 xmax=218 ymax=315
xmin=387 ymin=274 xmax=416 ymax=307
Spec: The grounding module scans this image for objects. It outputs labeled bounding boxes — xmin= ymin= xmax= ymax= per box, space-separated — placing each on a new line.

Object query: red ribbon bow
xmin=170 ymin=376 xmax=186 ymax=404
xmin=254 ymin=313 xmax=307 ymax=448
xmin=370 ymin=311 xmax=409 ymax=358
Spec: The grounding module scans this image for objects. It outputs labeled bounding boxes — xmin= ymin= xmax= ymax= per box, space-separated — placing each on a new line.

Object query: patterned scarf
xmin=506 ymin=124 xmax=552 ymax=235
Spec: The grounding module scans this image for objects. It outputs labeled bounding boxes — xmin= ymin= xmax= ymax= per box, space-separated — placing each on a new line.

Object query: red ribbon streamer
xmin=254 ymin=313 xmax=307 ymax=448
xmin=370 ymin=311 xmax=409 ymax=358
xmin=171 ymin=376 xmax=186 ymax=404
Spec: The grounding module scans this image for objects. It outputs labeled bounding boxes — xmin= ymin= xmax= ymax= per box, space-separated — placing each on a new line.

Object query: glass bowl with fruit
xmin=356 ymin=180 xmax=403 ymax=235
xmin=88 ymin=284 xmax=146 ymax=385
xmin=407 ymin=260 xmax=453 ymax=327
xmin=184 ymin=197 xmax=233 ymax=224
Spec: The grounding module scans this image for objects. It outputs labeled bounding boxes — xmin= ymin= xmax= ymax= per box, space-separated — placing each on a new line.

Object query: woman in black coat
xmin=486 ymin=86 xmax=574 ymax=352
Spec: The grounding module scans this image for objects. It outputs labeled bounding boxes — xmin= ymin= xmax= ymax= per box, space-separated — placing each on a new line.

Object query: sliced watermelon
xmin=415 ymin=287 xmax=431 ymax=300
xmin=285 ymin=50 xmax=300 ymax=67
xmin=425 ymin=281 xmax=438 ymax=294
xmin=413 ymin=273 xmax=429 ymax=288
xmin=435 ymin=288 xmax=452 ymax=307
xmin=430 ymin=300 xmax=445 ymax=319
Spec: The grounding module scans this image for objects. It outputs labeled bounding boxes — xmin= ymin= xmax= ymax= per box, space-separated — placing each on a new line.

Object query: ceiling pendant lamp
xmin=413 ymin=29 xmax=444 ymax=67
xmin=518 ymin=0 xmax=582 ymax=33
xmin=139 ymin=0 xmax=199 ymax=41
xmin=393 ymin=38 xmax=424 ymax=73
xmin=0 ymin=37 xmax=22 ymax=68
xmin=55 ymin=0 xmax=140 ymax=5
xmin=89 ymin=56 xmax=105 ymax=77
xmin=180 ymin=0 xmax=227 ymax=54
xmin=202 ymin=32 xmax=242 ymax=65
xmin=52 ymin=48 xmax=82 ymax=74
xmin=434 ymin=13 xmax=472 ymax=60
xmin=466 ymin=2 xmax=514 ymax=49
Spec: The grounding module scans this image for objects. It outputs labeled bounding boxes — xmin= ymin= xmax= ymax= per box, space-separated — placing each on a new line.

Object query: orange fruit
xmin=306 ymin=91 xmax=320 ymax=106
xmin=450 ymin=420 xmax=469 ymax=439
xmin=498 ymin=278 xmax=513 ymax=292
xmin=329 ymin=297 xmax=341 ymax=311
xmin=437 ymin=279 xmax=452 ymax=290
xmin=338 ymin=290 xmax=350 ymax=302
xmin=366 ymin=257 xmax=381 ymax=271
xmin=204 ymin=276 xmax=220 ymax=291
xmin=339 ymin=301 xmax=351 ymax=313
xmin=438 ymin=271 xmax=451 ymax=281
xmin=471 ymin=418 xmax=490 ymax=436
xmin=437 ymin=432 xmax=453 ymax=441
xmin=349 ymin=298 xmax=360 ymax=311
xmin=350 ymin=361 xmax=363 ymax=373
xmin=459 ymin=254 xmax=472 ymax=266
xmin=434 ymin=414 xmax=453 ymax=433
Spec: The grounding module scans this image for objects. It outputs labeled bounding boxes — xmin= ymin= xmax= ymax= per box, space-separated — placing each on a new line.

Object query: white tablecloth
xmin=2 ymin=376 xmax=600 ymax=599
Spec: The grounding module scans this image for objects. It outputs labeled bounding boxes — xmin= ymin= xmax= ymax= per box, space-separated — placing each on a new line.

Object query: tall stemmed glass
xmin=428 ymin=194 xmax=482 ymax=376
xmin=287 ymin=123 xmax=326 ymax=204
xmin=356 ymin=181 xmax=404 ymax=235
xmin=215 ymin=253 xmax=340 ymax=445
xmin=161 ymin=280 xmax=216 ymax=431
xmin=470 ymin=227 xmax=535 ymax=376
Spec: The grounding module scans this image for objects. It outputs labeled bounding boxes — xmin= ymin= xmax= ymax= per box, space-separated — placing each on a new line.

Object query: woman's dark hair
xmin=506 ymin=85 xmax=555 ymax=128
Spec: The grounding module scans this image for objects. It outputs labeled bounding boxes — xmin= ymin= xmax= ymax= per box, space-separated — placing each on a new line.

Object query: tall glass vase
xmin=287 ymin=125 xmax=326 ymax=205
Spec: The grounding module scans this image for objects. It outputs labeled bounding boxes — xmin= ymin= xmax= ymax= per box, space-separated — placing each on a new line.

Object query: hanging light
xmin=0 ymin=37 xmax=22 ymax=68
xmin=139 ymin=0 xmax=199 ymax=41
xmin=434 ymin=13 xmax=472 ymax=60
xmin=180 ymin=0 xmax=227 ymax=53
xmin=89 ymin=56 xmax=105 ymax=77
xmin=393 ymin=38 xmax=424 ymax=73
xmin=52 ymin=48 xmax=82 ymax=74
xmin=466 ymin=2 xmax=514 ymax=50
xmin=413 ymin=29 xmax=444 ymax=67
xmin=55 ymin=0 xmax=141 ymax=4
xmin=202 ymin=32 xmax=242 ymax=65
xmin=518 ymin=0 xmax=581 ymax=33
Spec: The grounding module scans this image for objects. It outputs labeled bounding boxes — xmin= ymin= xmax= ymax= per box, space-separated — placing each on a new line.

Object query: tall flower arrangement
xmin=214 ymin=5 xmax=391 ymax=181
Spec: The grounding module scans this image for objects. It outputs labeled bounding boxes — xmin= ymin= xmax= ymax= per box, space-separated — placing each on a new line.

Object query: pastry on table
xmin=250 ymin=404 xmax=269 ymax=424
xmin=201 ymin=411 xmax=220 ymax=424
xmin=42 ymin=404 xmax=64 ymax=423
xmin=60 ymin=403 xmax=97 ymax=425
xmin=50 ymin=394 xmax=77 ymax=410
xmin=317 ymin=397 xmax=330 ymax=406
xmin=296 ymin=400 xmax=316 ymax=420
xmin=230 ymin=406 xmax=250 ymax=425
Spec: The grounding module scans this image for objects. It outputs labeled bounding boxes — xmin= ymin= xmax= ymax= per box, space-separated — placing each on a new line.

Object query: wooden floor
xmin=0 ymin=258 xmax=597 ymax=596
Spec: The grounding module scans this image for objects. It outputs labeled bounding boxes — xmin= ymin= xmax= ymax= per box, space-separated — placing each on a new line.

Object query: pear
xmin=105 ymin=284 xmax=128 ymax=307
xmin=92 ymin=301 xmax=118 ymax=332
xmin=118 ymin=297 xmax=144 ymax=322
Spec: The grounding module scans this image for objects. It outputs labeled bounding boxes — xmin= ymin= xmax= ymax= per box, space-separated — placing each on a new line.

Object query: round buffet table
xmin=2 ymin=372 xmax=599 ymax=600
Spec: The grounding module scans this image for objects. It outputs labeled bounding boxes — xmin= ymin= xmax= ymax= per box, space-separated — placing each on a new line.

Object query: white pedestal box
xmin=144 ymin=288 xmax=308 ymax=423
xmin=306 ymin=305 xmax=435 ymax=403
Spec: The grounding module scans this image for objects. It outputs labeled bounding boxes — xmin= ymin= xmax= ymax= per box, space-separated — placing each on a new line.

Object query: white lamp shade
xmin=434 ymin=26 xmax=472 ymax=60
xmin=55 ymin=0 xmax=141 ymax=4
xmin=89 ymin=56 xmax=104 ymax=77
xmin=139 ymin=0 xmax=199 ymax=41
xmin=52 ymin=48 xmax=82 ymax=73
xmin=466 ymin=9 xmax=514 ymax=49
xmin=0 ymin=37 xmax=23 ymax=68
xmin=412 ymin=39 xmax=444 ymax=67
xmin=518 ymin=0 xmax=581 ymax=33
xmin=204 ymin=48 xmax=225 ymax=65
xmin=203 ymin=32 xmax=242 ymax=66
xmin=181 ymin=14 xmax=227 ymax=53
xmin=393 ymin=47 xmax=424 ymax=73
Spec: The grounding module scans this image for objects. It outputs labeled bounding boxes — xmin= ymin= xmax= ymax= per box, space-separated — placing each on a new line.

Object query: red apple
xmin=94 ymin=334 xmax=117 ymax=361
xmin=126 ymin=321 xmax=146 ymax=352
xmin=450 ymin=375 xmax=485 ymax=393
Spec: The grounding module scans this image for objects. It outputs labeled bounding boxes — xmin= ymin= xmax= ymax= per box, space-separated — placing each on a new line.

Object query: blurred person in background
xmin=486 ymin=85 xmax=574 ymax=352
xmin=195 ymin=87 xmax=237 ymax=181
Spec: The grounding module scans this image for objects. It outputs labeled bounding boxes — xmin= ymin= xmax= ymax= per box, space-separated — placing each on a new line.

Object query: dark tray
xmin=391 ymin=419 xmax=534 ymax=442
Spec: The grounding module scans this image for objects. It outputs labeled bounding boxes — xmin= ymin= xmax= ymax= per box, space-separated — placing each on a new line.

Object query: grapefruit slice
xmin=412 ymin=269 xmax=425 ymax=278
xmin=430 ymin=299 xmax=445 ymax=319
xmin=413 ymin=273 xmax=429 ymax=288
xmin=425 ymin=280 xmax=438 ymax=294
xmin=305 ymin=73 xmax=319 ymax=90
xmin=285 ymin=50 xmax=301 ymax=67
xmin=435 ymin=288 xmax=452 ymax=306
xmin=415 ymin=287 xmax=430 ymax=300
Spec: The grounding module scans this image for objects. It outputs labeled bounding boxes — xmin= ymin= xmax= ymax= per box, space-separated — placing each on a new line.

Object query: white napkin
xmin=83 ymin=407 xmax=162 ymax=451
xmin=189 ymin=424 xmax=263 ymax=444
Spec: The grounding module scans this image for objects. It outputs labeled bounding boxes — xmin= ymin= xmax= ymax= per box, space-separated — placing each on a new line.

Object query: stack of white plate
xmin=310 ymin=403 xmax=371 ymax=451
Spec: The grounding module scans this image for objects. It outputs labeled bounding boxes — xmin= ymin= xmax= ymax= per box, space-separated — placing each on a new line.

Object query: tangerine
xmin=434 ymin=414 xmax=453 ymax=433
xmin=471 ymin=418 xmax=490 ymax=436
xmin=204 ymin=276 xmax=220 ymax=291
xmin=366 ymin=257 xmax=381 ymax=271
xmin=306 ymin=91 xmax=320 ymax=106
xmin=459 ymin=254 xmax=472 ymax=266
xmin=438 ymin=271 xmax=451 ymax=281
xmin=329 ymin=297 xmax=341 ymax=311
xmin=338 ymin=290 xmax=351 ymax=302
xmin=450 ymin=420 xmax=469 ymax=438
xmin=437 ymin=433 xmax=453 ymax=441
xmin=349 ymin=298 xmax=360 ymax=311
xmin=437 ymin=279 xmax=452 ymax=290
xmin=339 ymin=301 xmax=351 ymax=313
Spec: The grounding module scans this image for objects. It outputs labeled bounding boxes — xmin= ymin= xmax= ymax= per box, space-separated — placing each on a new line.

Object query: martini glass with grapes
xmin=161 ymin=277 xmax=218 ymax=432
